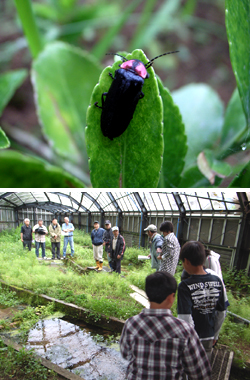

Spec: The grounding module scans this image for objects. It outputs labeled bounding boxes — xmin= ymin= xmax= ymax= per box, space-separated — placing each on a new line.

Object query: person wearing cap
xmin=109 ymin=226 xmax=126 ymax=274
xmin=91 ymin=221 xmax=105 ymax=271
xmin=158 ymin=221 xmax=180 ymax=275
xmin=103 ymin=220 xmax=113 ymax=270
xmin=62 ymin=217 xmax=75 ymax=258
xmin=144 ymin=224 xmax=163 ymax=271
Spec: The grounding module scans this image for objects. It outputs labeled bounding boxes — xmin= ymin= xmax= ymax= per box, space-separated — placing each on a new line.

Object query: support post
xmin=235 ymin=192 xmax=250 ymax=272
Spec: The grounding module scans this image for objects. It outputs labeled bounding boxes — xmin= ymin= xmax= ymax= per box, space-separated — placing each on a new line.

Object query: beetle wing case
xmin=101 ymin=68 xmax=144 ymax=140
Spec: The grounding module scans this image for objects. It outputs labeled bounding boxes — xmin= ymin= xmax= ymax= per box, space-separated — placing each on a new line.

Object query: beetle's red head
xmin=120 ymin=60 xmax=149 ymax=79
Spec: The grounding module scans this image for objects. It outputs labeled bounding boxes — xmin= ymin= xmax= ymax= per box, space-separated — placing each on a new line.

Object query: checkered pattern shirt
xmin=120 ymin=308 xmax=211 ymax=380
xmin=159 ymin=232 xmax=180 ymax=275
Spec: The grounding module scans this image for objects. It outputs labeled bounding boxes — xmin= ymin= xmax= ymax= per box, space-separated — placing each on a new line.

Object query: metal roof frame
xmin=0 ymin=191 xmax=245 ymax=215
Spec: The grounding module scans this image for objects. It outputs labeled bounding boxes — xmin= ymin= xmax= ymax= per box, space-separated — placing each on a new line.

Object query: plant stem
xmin=14 ymin=0 xmax=43 ymax=59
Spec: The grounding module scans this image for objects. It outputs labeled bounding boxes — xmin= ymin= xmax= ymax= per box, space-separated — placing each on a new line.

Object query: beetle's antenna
xmin=145 ymin=51 xmax=179 ymax=68
xmin=106 ymin=53 xmax=128 ymax=62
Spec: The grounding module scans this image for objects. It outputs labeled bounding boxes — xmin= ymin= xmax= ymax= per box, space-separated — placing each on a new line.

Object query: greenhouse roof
xmin=0 ymin=191 xmax=247 ymax=215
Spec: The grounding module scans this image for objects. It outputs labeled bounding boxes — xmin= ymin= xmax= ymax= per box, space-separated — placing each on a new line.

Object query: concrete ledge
xmin=0 ymin=336 xmax=84 ymax=380
xmin=0 ymin=279 xmax=125 ymax=332
xmin=66 ymin=259 xmax=88 ymax=274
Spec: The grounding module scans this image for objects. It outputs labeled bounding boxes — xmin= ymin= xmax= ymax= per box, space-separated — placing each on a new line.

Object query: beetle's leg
xmin=109 ymin=72 xmax=114 ymax=80
xmin=139 ymin=92 xmax=145 ymax=99
xmin=94 ymin=92 xmax=108 ymax=109
xmin=94 ymin=102 xmax=102 ymax=109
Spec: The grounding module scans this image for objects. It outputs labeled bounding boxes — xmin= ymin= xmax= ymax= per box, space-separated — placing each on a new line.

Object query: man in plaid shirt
xmin=157 ymin=221 xmax=180 ymax=275
xmin=120 ymin=272 xmax=211 ymax=380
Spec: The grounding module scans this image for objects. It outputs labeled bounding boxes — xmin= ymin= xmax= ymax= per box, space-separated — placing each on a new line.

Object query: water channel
xmin=26 ymin=317 xmax=128 ymax=380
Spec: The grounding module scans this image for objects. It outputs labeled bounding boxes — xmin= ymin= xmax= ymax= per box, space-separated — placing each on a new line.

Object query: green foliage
xmin=157 ymin=77 xmax=187 ymax=187
xmin=218 ymin=89 xmax=247 ymax=159
xmin=226 ymin=0 xmax=250 ymax=128
xmin=0 ymin=286 xmax=23 ymax=307
xmin=0 ymin=150 xmax=85 ymax=187
xmin=0 ymin=69 xmax=27 ymax=150
xmin=172 ymin=83 xmax=224 ymax=171
xmin=32 ymin=41 xmax=102 ymax=169
xmin=0 ymin=69 xmax=28 ymax=116
xmin=0 ymin=1 xmax=249 ymax=187
xmin=0 ymin=337 xmax=57 ymax=379
xmin=73 ymin=229 xmax=92 ymax=247
xmin=86 ymin=49 xmax=164 ymax=187
xmin=222 ymin=268 xmax=250 ymax=296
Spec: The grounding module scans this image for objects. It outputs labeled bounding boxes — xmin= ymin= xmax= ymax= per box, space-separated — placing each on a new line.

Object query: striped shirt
xmin=120 ymin=308 xmax=211 ymax=380
xmin=159 ymin=232 xmax=180 ymax=275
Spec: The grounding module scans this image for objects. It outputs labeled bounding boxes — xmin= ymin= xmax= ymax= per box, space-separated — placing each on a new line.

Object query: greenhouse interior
xmin=0 ymin=191 xmax=249 ymax=273
xmin=0 ymin=191 xmax=250 ymax=380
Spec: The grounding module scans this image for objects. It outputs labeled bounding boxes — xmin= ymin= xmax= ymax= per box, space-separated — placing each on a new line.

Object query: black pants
xmin=52 ymin=242 xmax=60 ymax=259
xmin=113 ymin=259 xmax=121 ymax=274
xmin=23 ymin=240 xmax=32 ymax=251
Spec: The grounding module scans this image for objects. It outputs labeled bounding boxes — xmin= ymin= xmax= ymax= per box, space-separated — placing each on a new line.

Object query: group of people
xmin=20 ymin=218 xmax=126 ymax=273
xmin=20 ymin=217 xmax=75 ymax=259
xmin=91 ymin=220 xmax=126 ymax=273
xmin=120 ymin=221 xmax=228 ymax=379
xmin=21 ymin=216 xmax=228 ymax=378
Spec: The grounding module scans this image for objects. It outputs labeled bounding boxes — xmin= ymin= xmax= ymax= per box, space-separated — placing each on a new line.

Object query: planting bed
xmin=0 ymin=227 xmax=250 ymax=376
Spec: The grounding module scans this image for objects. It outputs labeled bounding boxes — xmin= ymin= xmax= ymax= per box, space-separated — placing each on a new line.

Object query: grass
xmin=0 ymin=337 xmax=58 ymax=380
xmin=0 ymin=227 xmax=250 ymax=367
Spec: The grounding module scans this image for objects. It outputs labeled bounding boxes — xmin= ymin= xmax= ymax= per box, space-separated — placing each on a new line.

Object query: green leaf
xmin=197 ymin=149 xmax=232 ymax=185
xmin=157 ymin=78 xmax=187 ymax=187
xmin=0 ymin=69 xmax=27 ymax=116
xmin=0 ymin=150 xmax=85 ymax=187
xmin=0 ymin=128 xmax=10 ymax=149
xmin=172 ymin=83 xmax=224 ymax=169
xmin=225 ymin=0 xmax=250 ymax=127
xmin=178 ymin=164 xmax=222 ymax=188
xmin=217 ymin=88 xmax=247 ymax=159
xmin=32 ymin=41 xmax=102 ymax=168
xmin=229 ymin=161 xmax=250 ymax=187
xmin=86 ymin=49 xmax=164 ymax=188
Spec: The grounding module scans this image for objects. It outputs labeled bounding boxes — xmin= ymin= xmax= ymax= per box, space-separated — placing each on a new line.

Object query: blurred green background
xmin=0 ymin=0 xmax=241 ymax=187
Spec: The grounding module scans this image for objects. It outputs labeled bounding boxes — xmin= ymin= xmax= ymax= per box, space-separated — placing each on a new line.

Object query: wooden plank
xmin=224 ymin=351 xmax=234 ymax=380
xmin=129 ymin=284 xmax=147 ymax=299
xmin=130 ymin=293 xmax=150 ymax=308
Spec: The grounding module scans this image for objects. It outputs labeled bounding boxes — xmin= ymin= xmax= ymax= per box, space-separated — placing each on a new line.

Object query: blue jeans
xmin=63 ymin=236 xmax=74 ymax=257
xmin=35 ymin=241 xmax=45 ymax=258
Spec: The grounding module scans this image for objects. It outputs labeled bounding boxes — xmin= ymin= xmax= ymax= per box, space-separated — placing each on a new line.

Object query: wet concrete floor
xmin=26 ymin=317 xmax=128 ymax=380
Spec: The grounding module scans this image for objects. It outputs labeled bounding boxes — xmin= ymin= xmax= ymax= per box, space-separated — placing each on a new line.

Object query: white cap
xmin=112 ymin=226 xmax=119 ymax=231
xmin=144 ymin=224 xmax=157 ymax=232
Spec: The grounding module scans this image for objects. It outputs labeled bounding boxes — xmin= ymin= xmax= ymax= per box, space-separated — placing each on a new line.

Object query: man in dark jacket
xmin=91 ymin=221 xmax=105 ymax=271
xmin=103 ymin=220 xmax=113 ymax=270
xmin=20 ymin=218 xmax=32 ymax=251
xmin=109 ymin=226 xmax=126 ymax=274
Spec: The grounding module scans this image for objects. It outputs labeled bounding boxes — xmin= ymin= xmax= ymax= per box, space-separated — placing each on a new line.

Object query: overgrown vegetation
xmin=0 ymin=227 xmax=250 ymax=368
xmin=0 ymin=337 xmax=57 ymax=380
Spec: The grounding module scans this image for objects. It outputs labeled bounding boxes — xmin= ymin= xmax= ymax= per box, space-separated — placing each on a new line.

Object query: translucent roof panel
xmin=47 ymin=193 xmax=61 ymax=204
xmin=0 ymin=191 xmax=243 ymax=214
xmin=98 ymin=193 xmax=117 ymax=212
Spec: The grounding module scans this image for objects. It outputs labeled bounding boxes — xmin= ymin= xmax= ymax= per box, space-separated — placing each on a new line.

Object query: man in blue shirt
xmin=91 ymin=221 xmax=105 ymax=271
xmin=62 ymin=217 xmax=74 ymax=258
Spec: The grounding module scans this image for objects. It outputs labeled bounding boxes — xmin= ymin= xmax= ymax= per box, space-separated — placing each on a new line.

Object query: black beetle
xmin=95 ymin=51 xmax=178 ymax=140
